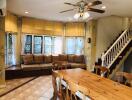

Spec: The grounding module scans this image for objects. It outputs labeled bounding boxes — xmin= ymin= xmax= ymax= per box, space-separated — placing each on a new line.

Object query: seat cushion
xmin=74 ymin=55 xmax=85 ymax=63
xmin=44 ymin=55 xmax=52 ymax=63
xmin=23 ymin=55 xmax=34 ymax=65
xmin=59 ymin=54 xmax=68 ymax=61
xmin=34 ymin=55 xmax=44 ymax=64
xmin=69 ymin=63 xmax=86 ymax=69
xmin=39 ymin=63 xmax=53 ymax=69
xmin=21 ymin=63 xmax=52 ymax=70
xmin=21 ymin=64 xmax=41 ymax=70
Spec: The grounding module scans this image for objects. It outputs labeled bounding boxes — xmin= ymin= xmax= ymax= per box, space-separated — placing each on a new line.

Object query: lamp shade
xmin=74 ymin=12 xmax=90 ymax=20
xmin=83 ymin=12 xmax=90 ymax=19
xmin=74 ymin=13 xmax=80 ymax=19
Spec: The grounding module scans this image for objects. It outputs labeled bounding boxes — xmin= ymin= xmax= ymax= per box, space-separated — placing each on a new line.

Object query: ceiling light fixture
xmin=25 ymin=11 xmax=29 ymax=14
xmin=102 ymin=6 xmax=106 ymax=9
xmin=74 ymin=12 xmax=90 ymax=20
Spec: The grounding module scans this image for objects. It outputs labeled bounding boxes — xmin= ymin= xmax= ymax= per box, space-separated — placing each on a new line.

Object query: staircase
xmin=101 ymin=29 xmax=132 ymax=74
xmin=109 ymin=47 xmax=132 ymax=79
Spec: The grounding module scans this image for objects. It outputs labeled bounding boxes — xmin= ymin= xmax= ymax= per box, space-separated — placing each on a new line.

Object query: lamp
xmin=74 ymin=12 xmax=90 ymax=20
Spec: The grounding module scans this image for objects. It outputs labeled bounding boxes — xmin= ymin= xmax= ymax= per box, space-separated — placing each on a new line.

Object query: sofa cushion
xmin=44 ymin=55 xmax=52 ymax=63
xmin=39 ymin=63 xmax=53 ymax=69
xmin=23 ymin=55 xmax=34 ymax=65
xmin=21 ymin=64 xmax=41 ymax=70
xmin=69 ymin=63 xmax=86 ymax=69
xmin=34 ymin=55 xmax=44 ymax=64
xmin=52 ymin=56 xmax=59 ymax=62
xmin=21 ymin=63 xmax=52 ymax=70
xmin=59 ymin=54 xmax=68 ymax=61
xmin=74 ymin=55 xmax=85 ymax=63
xmin=68 ymin=55 xmax=75 ymax=63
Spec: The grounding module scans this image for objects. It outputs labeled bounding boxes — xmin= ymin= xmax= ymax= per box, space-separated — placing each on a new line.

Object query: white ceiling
xmin=7 ymin=0 xmax=132 ymax=22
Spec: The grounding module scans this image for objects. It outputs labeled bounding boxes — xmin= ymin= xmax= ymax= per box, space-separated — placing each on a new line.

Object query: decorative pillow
xmin=34 ymin=55 xmax=44 ymax=64
xmin=74 ymin=55 xmax=84 ymax=63
xmin=52 ymin=56 xmax=59 ymax=62
xmin=59 ymin=54 xmax=68 ymax=61
xmin=44 ymin=55 xmax=52 ymax=63
xmin=68 ymin=55 xmax=75 ymax=63
xmin=23 ymin=55 xmax=34 ymax=65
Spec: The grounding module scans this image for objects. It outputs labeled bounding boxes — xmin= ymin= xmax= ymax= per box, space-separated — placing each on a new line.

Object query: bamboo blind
xmin=5 ymin=12 xmax=18 ymax=33
xmin=65 ymin=22 xmax=85 ymax=36
xmin=22 ymin=17 xmax=64 ymax=36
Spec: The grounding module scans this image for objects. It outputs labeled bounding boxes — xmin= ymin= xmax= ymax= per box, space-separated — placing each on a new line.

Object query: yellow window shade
xmin=65 ymin=22 xmax=85 ymax=36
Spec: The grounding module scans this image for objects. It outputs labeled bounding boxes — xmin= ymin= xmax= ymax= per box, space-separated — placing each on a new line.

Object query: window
xmin=24 ymin=35 xmax=32 ymax=54
xmin=65 ymin=37 xmax=84 ymax=55
xmin=52 ymin=37 xmax=63 ymax=55
xmin=76 ymin=37 xmax=84 ymax=54
xmin=5 ymin=33 xmax=16 ymax=66
xmin=23 ymin=35 xmax=63 ymax=55
xmin=44 ymin=36 xmax=52 ymax=55
xmin=66 ymin=37 xmax=76 ymax=54
xmin=34 ymin=36 xmax=43 ymax=54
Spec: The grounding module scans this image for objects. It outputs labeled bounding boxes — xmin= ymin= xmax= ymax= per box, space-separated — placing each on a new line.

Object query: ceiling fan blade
xmin=88 ymin=8 xmax=105 ymax=13
xmin=88 ymin=0 xmax=102 ymax=6
xmin=60 ymin=9 xmax=75 ymax=13
xmin=64 ymin=2 xmax=79 ymax=6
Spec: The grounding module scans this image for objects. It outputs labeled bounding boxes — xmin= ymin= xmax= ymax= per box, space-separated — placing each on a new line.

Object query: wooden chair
xmin=95 ymin=66 xmax=110 ymax=78
xmin=115 ymin=72 xmax=124 ymax=84
xmin=65 ymin=81 xmax=78 ymax=100
xmin=64 ymin=79 xmax=90 ymax=100
xmin=52 ymin=61 xmax=68 ymax=100
xmin=52 ymin=72 xmax=65 ymax=100
xmin=115 ymin=72 xmax=132 ymax=87
xmin=123 ymin=72 xmax=132 ymax=87
xmin=52 ymin=61 xmax=68 ymax=70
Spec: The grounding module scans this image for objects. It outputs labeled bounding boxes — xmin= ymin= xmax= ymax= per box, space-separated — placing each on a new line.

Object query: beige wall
xmin=96 ymin=16 xmax=124 ymax=60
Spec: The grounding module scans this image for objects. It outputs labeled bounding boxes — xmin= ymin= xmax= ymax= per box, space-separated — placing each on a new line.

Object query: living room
xmin=0 ymin=0 xmax=132 ymax=100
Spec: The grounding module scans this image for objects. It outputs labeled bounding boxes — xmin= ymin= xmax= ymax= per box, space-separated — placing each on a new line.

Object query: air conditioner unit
xmin=0 ymin=0 xmax=6 ymax=16
xmin=0 ymin=8 xmax=6 ymax=16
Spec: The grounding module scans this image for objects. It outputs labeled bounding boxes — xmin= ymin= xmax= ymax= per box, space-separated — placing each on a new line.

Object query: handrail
xmin=103 ymin=29 xmax=128 ymax=57
xmin=101 ymin=28 xmax=131 ymax=67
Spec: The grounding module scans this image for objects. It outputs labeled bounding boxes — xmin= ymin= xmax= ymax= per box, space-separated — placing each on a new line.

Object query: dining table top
xmin=53 ymin=68 xmax=132 ymax=100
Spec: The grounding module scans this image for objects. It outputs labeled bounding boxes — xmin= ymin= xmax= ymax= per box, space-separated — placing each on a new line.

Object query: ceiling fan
xmin=60 ymin=0 xmax=105 ymax=19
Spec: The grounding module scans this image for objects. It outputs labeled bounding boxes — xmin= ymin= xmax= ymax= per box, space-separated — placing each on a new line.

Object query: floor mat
xmin=0 ymin=77 xmax=37 ymax=97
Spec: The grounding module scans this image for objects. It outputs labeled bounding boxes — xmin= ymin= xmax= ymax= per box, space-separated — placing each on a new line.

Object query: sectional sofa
xmin=21 ymin=54 xmax=86 ymax=70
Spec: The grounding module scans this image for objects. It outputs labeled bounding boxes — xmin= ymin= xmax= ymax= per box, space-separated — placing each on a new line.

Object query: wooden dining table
xmin=53 ymin=68 xmax=132 ymax=100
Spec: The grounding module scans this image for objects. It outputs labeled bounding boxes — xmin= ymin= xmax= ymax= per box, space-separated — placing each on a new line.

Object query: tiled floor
xmin=0 ymin=75 xmax=53 ymax=100
xmin=0 ymin=77 xmax=36 ymax=96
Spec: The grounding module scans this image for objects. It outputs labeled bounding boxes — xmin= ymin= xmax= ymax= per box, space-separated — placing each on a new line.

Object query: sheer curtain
xmin=21 ymin=34 xmax=26 ymax=54
xmin=76 ymin=37 xmax=84 ymax=55
xmin=44 ymin=36 xmax=52 ymax=55
xmin=65 ymin=37 xmax=76 ymax=54
xmin=52 ymin=37 xmax=63 ymax=55
xmin=5 ymin=33 xmax=17 ymax=66
xmin=12 ymin=35 xmax=16 ymax=65
xmin=65 ymin=37 xmax=84 ymax=55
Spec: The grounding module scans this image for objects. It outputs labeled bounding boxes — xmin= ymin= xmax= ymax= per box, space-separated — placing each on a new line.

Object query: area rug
xmin=0 ymin=77 xmax=37 ymax=97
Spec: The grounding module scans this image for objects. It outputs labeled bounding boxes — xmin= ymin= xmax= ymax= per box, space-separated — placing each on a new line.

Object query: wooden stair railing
xmin=101 ymin=29 xmax=132 ymax=68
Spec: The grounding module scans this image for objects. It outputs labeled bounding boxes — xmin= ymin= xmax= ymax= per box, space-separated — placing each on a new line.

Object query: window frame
xmin=65 ymin=36 xmax=84 ymax=55
xmin=44 ymin=36 xmax=52 ymax=55
xmin=33 ymin=35 xmax=43 ymax=54
xmin=24 ymin=35 xmax=33 ymax=54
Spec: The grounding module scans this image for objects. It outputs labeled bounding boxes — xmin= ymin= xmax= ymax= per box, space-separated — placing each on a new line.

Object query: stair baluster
xmin=101 ymin=29 xmax=131 ymax=68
